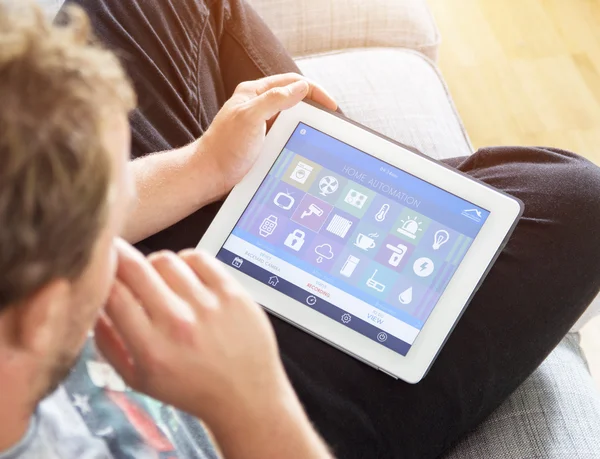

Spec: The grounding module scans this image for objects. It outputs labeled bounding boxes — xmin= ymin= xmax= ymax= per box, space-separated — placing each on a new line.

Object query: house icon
xmin=461 ymin=208 xmax=483 ymax=222
xmin=268 ymin=276 xmax=280 ymax=287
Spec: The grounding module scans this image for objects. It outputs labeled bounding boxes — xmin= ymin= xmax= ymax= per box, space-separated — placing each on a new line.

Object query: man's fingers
xmin=94 ymin=314 xmax=137 ymax=386
xmin=179 ymin=249 xmax=235 ymax=292
xmin=250 ymin=73 xmax=338 ymax=112
xmin=148 ymin=251 xmax=213 ymax=316
xmin=247 ymin=80 xmax=309 ymax=122
xmin=305 ymin=81 xmax=338 ymax=111
xmin=115 ymin=238 xmax=180 ymax=321
xmin=103 ymin=279 xmax=152 ymax=356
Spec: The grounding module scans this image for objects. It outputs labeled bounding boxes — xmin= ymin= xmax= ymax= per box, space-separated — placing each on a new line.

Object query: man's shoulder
xmin=2 ymin=340 xmax=217 ymax=459
xmin=43 ymin=340 xmax=216 ymax=459
xmin=0 ymin=387 xmax=111 ymax=459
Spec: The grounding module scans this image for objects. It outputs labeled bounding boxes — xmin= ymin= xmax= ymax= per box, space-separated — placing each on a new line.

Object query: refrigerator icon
xmin=340 ymin=255 xmax=360 ymax=278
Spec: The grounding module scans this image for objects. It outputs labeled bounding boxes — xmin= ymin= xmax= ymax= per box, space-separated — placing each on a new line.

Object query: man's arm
xmin=123 ymin=141 xmax=222 ymax=243
xmin=122 ymin=73 xmax=337 ymax=244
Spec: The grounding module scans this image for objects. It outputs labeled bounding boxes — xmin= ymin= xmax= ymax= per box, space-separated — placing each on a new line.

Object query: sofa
xmin=38 ymin=0 xmax=600 ymax=457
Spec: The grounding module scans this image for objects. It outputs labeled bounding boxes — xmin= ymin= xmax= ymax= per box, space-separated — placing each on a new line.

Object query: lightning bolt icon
xmin=414 ymin=258 xmax=434 ymax=277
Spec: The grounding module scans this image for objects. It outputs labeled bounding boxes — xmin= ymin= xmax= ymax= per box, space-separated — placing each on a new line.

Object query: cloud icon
xmin=314 ymin=243 xmax=334 ymax=263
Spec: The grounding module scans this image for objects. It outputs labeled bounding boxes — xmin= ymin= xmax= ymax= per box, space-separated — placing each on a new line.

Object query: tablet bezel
xmin=197 ymin=101 xmax=523 ymax=383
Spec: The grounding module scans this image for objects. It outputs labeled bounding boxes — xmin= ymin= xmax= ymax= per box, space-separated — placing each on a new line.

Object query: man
xmin=0 ymin=2 xmax=334 ymax=458
xmin=1 ymin=0 xmax=600 ymax=458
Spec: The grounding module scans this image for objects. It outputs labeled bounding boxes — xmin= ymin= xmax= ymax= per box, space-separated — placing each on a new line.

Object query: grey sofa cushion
xmin=298 ymin=49 xmax=473 ymax=161
xmin=443 ymin=334 xmax=600 ymax=458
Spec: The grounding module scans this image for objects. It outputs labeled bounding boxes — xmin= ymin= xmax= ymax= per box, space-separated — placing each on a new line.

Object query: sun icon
xmin=397 ymin=216 xmax=423 ymax=239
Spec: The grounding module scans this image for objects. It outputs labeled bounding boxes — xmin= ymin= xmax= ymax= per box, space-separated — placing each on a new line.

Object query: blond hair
xmin=0 ymin=1 xmax=136 ymax=308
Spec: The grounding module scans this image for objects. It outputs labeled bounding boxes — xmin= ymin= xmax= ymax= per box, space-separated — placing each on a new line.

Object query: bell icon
xmin=397 ymin=216 xmax=422 ymax=240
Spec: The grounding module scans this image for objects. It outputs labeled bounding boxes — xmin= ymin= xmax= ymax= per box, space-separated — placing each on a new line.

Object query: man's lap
xmin=65 ymin=0 xmax=600 ymax=457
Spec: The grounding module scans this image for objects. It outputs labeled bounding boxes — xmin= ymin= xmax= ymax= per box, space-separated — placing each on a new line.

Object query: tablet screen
xmin=216 ymin=123 xmax=489 ymax=356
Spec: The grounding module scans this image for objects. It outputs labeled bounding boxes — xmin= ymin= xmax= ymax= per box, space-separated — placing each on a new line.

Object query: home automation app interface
xmin=217 ymin=124 xmax=489 ymax=356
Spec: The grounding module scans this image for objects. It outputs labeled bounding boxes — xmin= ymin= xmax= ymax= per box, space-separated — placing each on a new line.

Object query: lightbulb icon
xmin=432 ymin=230 xmax=450 ymax=250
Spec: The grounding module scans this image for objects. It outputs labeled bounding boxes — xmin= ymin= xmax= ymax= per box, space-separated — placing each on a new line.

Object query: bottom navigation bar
xmin=217 ymin=248 xmax=412 ymax=357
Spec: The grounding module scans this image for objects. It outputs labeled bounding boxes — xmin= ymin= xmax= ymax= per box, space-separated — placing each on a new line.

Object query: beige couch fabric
xmin=249 ymin=0 xmax=441 ymax=61
xmin=298 ymin=48 xmax=472 ymax=160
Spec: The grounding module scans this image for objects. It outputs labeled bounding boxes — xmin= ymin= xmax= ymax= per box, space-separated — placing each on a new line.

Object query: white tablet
xmin=197 ymin=101 xmax=522 ymax=383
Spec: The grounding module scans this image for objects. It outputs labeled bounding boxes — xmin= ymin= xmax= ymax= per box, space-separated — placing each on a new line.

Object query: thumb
xmin=248 ymin=80 xmax=309 ymax=121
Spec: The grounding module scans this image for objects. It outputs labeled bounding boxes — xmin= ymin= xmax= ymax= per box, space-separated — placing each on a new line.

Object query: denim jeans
xmin=65 ymin=0 xmax=600 ymax=457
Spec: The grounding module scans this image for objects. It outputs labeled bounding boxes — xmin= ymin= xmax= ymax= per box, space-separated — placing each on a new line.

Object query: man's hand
xmin=122 ymin=73 xmax=336 ymax=244
xmin=200 ymin=73 xmax=337 ymax=197
xmin=94 ymin=240 xmax=332 ymax=459
xmin=95 ymin=240 xmax=286 ymax=420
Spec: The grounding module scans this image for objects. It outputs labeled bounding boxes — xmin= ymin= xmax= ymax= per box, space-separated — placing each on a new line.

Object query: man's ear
xmin=15 ymin=280 xmax=71 ymax=355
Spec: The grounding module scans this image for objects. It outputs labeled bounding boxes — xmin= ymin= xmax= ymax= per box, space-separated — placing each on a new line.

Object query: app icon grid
xmin=251 ymin=153 xmax=468 ymax=325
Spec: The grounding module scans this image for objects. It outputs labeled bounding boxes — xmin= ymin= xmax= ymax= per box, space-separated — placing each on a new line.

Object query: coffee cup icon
xmin=354 ymin=232 xmax=378 ymax=251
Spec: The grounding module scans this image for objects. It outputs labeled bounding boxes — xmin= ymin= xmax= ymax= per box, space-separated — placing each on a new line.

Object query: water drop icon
xmin=398 ymin=287 xmax=413 ymax=305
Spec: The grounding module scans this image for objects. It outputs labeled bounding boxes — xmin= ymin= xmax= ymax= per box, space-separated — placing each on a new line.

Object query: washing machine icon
xmin=290 ymin=161 xmax=314 ymax=184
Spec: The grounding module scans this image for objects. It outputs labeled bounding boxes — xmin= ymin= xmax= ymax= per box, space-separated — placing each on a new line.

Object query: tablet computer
xmin=197 ymin=101 xmax=523 ymax=383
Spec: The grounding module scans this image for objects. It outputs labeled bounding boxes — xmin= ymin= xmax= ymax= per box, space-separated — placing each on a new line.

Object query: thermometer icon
xmin=375 ymin=204 xmax=390 ymax=222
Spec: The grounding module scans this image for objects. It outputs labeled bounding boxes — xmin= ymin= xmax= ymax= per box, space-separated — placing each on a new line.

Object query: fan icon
xmin=319 ymin=176 xmax=339 ymax=196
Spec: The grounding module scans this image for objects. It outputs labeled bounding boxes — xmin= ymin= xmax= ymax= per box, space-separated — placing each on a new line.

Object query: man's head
xmin=0 ymin=2 xmax=136 ymax=407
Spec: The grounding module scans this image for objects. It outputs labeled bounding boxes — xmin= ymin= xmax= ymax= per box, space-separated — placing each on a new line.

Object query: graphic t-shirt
xmin=0 ymin=340 xmax=218 ymax=459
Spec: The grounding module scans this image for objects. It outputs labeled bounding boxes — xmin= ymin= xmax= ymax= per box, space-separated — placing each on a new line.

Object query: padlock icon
xmin=284 ymin=229 xmax=306 ymax=251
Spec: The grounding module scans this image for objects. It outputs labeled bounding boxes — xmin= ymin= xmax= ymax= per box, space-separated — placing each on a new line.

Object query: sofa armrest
xmin=248 ymin=0 xmax=441 ymax=60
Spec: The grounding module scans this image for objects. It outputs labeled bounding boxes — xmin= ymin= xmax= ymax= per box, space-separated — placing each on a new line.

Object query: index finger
xmin=114 ymin=239 xmax=180 ymax=322
xmin=252 ymin=73 xmax=337 ymax=111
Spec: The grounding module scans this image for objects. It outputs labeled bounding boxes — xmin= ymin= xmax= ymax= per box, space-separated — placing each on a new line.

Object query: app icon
xmin=413 ymin=257 xmax=435 ymax=277
xmin=306 ymin=295 xmax=317 ymax=305
xmin=375 ymin=203 xmax=390 ymax=222
xmin=284 ymin=229 xmax=306 ymax=251
xmin=377 ymin=332 xmax=388 ymax=342
xmin=341 ymin=313 xmax=352 ymax=324
xmin=326 ymin=214 xmax=353 ymax=238
xmin=385 ymin=243 xmax=408 ymax=267
xmin=462 ymin=208 xmax=483 ymax=222
xmin=232 ymin=257 xmax=244 ymax=268
xmin=268 ymin=276 xmax=280 ymax=287
xmin=292 ymin=195 xmax=333 ymax=233
xmin=354 ymin=232 xmax=379 ymax=251
xmin=366 ymin=269 xmax=386 ymax=293
xmin=314 ymin=243 xmax=334 ymax=263
xmin=397 ymin=215 xmax=424 ymax=239
xmin=259 ymin=215 xmax=278 ymax=237
xmin=340 ymin=255 xmax=360 ymax=278
xmin=290 ymin=161 xmax=313 ymax=184
xmin=432 ymin=230 xmax=450 ymax=250
xmin=344 ymin=189 xmax=369 ymax=209
xmin=273 ymin=190 xmax=295 ymax=210
xmin=398 ymin=287 xmax=413 ymax=305
xmin=318 ymin=176 xmax=339 ymax=196
xmin=301 ymin=203 xmax=324 ymax=219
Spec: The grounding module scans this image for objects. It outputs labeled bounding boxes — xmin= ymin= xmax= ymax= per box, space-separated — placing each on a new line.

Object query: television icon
xmin=274 ymin=191 xmax=295 ymax=210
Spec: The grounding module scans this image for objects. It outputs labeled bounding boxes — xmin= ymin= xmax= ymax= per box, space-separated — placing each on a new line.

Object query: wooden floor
xmin=428 ymin=0 xmax=600 ymax=387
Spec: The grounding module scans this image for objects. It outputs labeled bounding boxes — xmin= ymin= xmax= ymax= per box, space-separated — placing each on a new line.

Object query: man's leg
xmin=66 ymin=1 xmax=600 ymax=458
xmin=275 ymin=147 xmax=600 ymax=458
